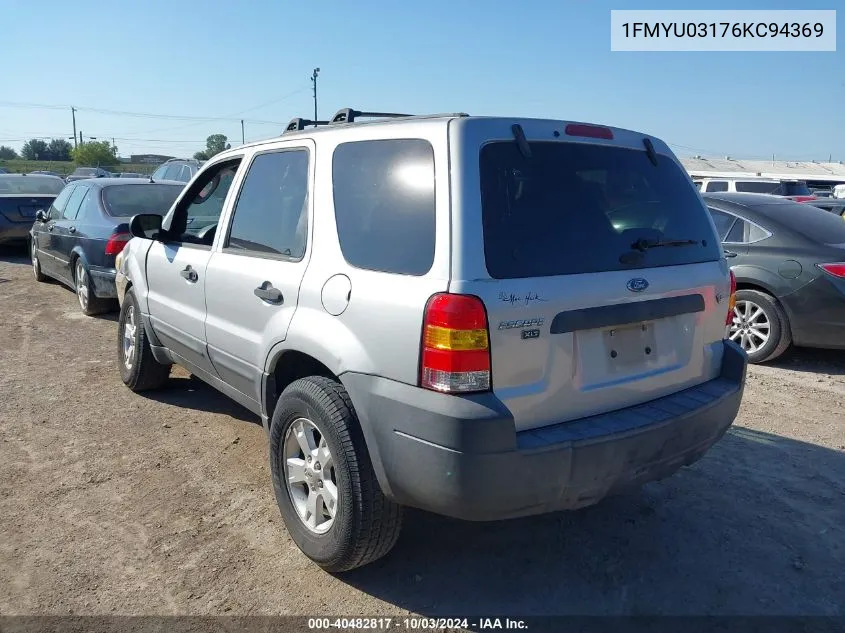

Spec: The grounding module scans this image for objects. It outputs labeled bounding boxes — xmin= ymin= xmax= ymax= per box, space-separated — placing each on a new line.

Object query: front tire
xmin=729 ymin=289 xmax=792 ymax=363
xmin=31 ymin=240 xmax=46 ymax=282
xmin=118 ymin=289 xmax=171 ymax=391
xmin=269 ymin=376 xmax=402 ymax=572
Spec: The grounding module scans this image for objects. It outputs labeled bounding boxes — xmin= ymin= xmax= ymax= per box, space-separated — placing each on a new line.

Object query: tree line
xmin=1 ymin=132 xmax=233 ymax=165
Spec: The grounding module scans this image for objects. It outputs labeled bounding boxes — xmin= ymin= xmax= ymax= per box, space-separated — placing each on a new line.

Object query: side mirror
xmin=129 ymin=213 xmax=163 ymax=239
xmin=35 ymin=210 xmax=48 ymax=223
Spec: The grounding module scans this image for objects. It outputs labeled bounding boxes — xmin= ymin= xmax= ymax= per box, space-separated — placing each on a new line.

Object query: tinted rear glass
xmin=757 ymin=202 xmax=845 ymax=245
xmin=479 ymin=142 xmax=721 ymax=278
xmin=0 ymin=176 xmax=64 ymax=195
xmin=735 ymin=181 xmax=811 ymax=196
xmin=102 ymin=184 xmax=182 ymax=217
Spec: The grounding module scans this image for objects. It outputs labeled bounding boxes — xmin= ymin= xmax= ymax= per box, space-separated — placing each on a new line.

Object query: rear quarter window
xmin=332 ymin=139 xmax=435 ymax=276
xmin=479 ymin=141 xmax=722 ymax=279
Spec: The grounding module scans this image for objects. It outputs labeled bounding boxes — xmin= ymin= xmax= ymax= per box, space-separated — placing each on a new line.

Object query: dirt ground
xmin=1 ymin=245 xmax=843 ymax=618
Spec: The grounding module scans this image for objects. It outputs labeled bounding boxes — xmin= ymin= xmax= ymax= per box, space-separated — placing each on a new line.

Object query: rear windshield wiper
xmin=630 ymin=237 xmax=700 ymax=252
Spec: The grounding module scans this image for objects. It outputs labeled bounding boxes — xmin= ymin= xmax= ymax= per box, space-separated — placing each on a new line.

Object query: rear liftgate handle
xmin=68 ymin=226 xmax=76 ymax=234
xmin=254 ymin=281 xmax=283 ymax=304
xmin=180 ymin=265 xmax=198 ymax=282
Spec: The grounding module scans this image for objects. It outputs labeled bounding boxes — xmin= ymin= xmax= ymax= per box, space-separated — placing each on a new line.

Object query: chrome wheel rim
xmin=75 ymin=261 xmax=88 ymax=310
xmin=122 ymin=305 xmax=136 ymax=370
xmin=283 ymin=418 xmax=338 ymax=534
xmin=729 ymin=300 xmax=770 ymax=354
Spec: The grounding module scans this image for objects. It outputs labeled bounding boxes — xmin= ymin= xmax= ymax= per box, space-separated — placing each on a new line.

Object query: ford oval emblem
xmin=627 ymin=278 xmax=649 ymax=292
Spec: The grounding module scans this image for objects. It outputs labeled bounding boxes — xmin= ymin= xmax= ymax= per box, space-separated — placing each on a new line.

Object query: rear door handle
xmin=254 ymin=282 xmax=283 ymax=304
xmin=180 ymin=265 xmax=198 ymax=282
xmin=68 ymin=226 xmax=76 ymax=234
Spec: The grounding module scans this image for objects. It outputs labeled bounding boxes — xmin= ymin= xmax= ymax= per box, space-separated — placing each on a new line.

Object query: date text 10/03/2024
xmin=307 ymin=617 xmax=528 ymax=630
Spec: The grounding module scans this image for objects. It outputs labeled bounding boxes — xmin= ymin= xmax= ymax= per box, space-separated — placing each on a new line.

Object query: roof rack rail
xmin=283 ymin=117 xmax=330 ymax=133
xmin=329 ymin=108 xmax=413 ymax=124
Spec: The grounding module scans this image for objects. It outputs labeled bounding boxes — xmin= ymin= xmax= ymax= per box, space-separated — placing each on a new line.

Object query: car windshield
xmin=73 ymin=168 xmax=99 ymax=176
xmin=735 ymin=181 xmax=812 ymax=196
xmin=479 ymin=141 xmax=722 ymax=278
xmin=102 ymin=183 xmax=183 ymax=217
xmin=0 ymin=175 xmax=65 ymax=195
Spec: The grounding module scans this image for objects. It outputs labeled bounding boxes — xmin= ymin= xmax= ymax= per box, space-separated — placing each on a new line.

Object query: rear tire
xmin=74 ymin=258 xmax=110 ymax=316
xmin=118 ymin=289 xmax=171 ymax=391
xmin=729 ymin=289 xmax=791 ymax=363
xmin=269 ymin=376 xmax=402 ymax=572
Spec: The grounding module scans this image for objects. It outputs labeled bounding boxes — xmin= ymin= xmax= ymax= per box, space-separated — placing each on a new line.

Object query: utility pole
xmin=241 ymin=119 xmax=245 ymax=144
xmin=71 ymin=107 xmax=78 ymax=149
xmin=311 ymin=67 xmax=321 ymax=123
xmin=79 ymin=131 xmax=83 ymax=146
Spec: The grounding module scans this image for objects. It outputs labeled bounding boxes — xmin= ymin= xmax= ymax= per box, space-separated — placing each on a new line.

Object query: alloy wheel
xmin=122 ymin=305 xmax=136 ymax=370
xmin=75 ymin=261 xmax=88 ymax=310
xmin=729 ymin=299 xmax=770 ymax=354
xmin=283 ymin=417 xmax=339 ymax=534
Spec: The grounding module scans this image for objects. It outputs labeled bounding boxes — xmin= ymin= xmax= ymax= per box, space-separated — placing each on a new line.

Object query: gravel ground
xmin=1 ymin=246 xmax=843 ymax=618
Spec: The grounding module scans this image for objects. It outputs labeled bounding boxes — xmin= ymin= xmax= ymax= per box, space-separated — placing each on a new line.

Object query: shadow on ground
xmin=340 ymin=427 xmax=844 ymax=618
xmin=137 ymin=374 xmax=258 ymax=424
xmin=770 ymin=347 xmax=845 ymax=376
xmin=0 ymin=244 xmax=29 ymax=265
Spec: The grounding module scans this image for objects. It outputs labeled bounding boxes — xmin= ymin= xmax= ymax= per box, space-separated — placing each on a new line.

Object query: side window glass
xmin=62 ymin=186 xmax=88 ymax=220
xmin=164 ymin=158 xmax=242 ymax=245
xmin=76 ymin=187 xmax=99 ymax=223
xmin=164 ymin=164 xmax=182 ymax=181
xmin=225 ymin=150 xmax=309 ymax=258
xmin=705 ymin=181 xmax=728 ymax=192
xmin=747 ymin=223 xmax=769 ymax=242
xmin=48 ymin=186 xmax=74 ymax=219
xmin=332 ymin=139 xmax=435 ymax=275
xmin=725 ymin=218 xmax=745 ymax=243
xmin=708 ymin=209 xmax=737 ymax=241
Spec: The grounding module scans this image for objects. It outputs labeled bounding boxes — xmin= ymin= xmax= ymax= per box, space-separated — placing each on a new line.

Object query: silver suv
xmin=114 ymin=109 xmax=747 ymax=571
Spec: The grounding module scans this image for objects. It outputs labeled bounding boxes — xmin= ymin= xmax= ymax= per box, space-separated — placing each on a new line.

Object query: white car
xmin=697 ymin=177 xmax=816 ymax=202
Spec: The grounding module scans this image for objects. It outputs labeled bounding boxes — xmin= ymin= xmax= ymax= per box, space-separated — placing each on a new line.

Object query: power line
xmin=0 ymin=99 xmax=290 ymax=125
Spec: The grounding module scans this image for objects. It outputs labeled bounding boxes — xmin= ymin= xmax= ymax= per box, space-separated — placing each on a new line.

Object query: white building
xmin=681 ymin=157 xmax=845 ymax=188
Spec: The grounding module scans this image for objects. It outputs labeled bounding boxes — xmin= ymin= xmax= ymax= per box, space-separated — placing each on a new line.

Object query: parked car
xmin=698 ymin=177 xmax=816 ymax=202
xmin=114 ymin=109 xmax=746 ymax=571
xmin=150 ymin=158 xmax=203 ymax=183
xmin=30 ymin=178 xmax=183 ymax=315
xmin=29 ymin=170 xmax=64 ymax=178
xmin=66 ymin=167 xmax=111 ymax=183
xmin=0 ymin=167 xmax=10 ymax=174
xmin=805 ymin=198 xmax=845 ymax=218
xmin=703 ymin=192 xmax=845 ymax=363
xmin=119 ymin=172 xmax=145 ymax=178
xmin=0 ymin=174 xmax=65 ymax=246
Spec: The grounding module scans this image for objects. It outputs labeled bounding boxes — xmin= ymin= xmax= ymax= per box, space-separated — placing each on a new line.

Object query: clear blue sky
xmin=2 ymin=0 xmax=842 ymax=160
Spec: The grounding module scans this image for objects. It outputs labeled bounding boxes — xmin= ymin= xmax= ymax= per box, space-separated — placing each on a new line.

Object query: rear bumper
xmin=781 ymin=275 xmax=845 ymax=350
xmin=89 ymin=266 xmax=117 ymax=298
xmin=0 ymin=221 xmax=32 ymax=245
xmin=343 ymin=340 xmax=747 ymax=521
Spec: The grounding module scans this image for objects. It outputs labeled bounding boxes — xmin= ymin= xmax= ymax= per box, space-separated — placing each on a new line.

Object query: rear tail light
xmin=105 ymin=232 xmax=131 ymax=256
xmin=725 ymin=270 xmax=737 ymax=327
xmin=564 ymin=124 xmax=614 ymax=140
xmin=420 ymin=293 xmax=491 ymax=393
xmin=817 ymin=263 xmax=845 ymax=278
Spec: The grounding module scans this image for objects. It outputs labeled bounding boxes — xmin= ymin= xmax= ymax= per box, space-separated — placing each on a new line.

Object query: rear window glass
xmin=332 ymin=139 xmax=435 ymax=275
xmin=479 ymin=142 xmax=722 ymax=278
xmin=758 ymin=202 xmax=845 ymax=245
xmin=102 ymin=184 xmax=182 ymax=217
xmin=735 ymin=181 xmax=811 ymax=196
xmin=0 ymin=175 xmax=65 ymax=195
